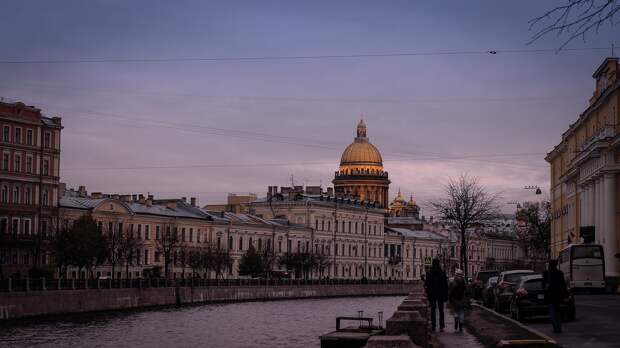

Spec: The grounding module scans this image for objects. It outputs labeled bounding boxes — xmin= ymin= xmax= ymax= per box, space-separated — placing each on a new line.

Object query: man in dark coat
xmin=542 ymin=259 xmax=568 ymax=333
xmin=425 ymin=258 xmax=448 ymax=331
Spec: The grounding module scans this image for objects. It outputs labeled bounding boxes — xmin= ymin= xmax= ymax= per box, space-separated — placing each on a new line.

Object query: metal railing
xmin=0 ymin=277 xmax=419 ymax=292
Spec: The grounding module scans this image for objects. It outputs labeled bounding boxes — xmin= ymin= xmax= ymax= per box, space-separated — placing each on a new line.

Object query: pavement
xmin=524 ymin=294 xmax=620 ymax=348
xmin=435 ymin=308 xmax=483 ymax=348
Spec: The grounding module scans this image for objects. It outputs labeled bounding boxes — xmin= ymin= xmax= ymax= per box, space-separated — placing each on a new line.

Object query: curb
xmin=472 ymin=303 xmax=557 ymax=346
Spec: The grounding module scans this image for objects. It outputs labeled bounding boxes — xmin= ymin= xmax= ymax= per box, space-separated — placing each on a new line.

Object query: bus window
xmin=572 ymin=246 xmax=602 ymax=259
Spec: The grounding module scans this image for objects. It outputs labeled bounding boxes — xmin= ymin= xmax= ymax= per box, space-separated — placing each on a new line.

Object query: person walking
xmin=425 ymin=258 xmax=448 ymax=332
xmin=449 ymin=269 xmax=468 ymax=333
xmin=542 ymin=259 xmax=568 ymax=333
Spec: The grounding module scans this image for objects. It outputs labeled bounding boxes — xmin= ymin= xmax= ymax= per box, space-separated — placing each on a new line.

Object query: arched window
xmin=13 ymin=186 xmax=19 ymax=204
xmin=1 ymin=185 xmax=8 ymax=203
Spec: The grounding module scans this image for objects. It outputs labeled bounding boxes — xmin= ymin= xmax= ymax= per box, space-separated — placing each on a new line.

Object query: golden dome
xmin=339 ymin=119 xmax=383 ymax=170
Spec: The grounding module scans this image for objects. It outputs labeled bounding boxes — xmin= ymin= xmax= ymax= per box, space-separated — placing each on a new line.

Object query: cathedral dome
xmin=339 ymin=120 xmax=383 ymax=169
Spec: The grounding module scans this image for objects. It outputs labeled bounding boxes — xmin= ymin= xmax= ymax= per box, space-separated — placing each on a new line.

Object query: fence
xmin=0 ymin=277 xmax=418 ymax=292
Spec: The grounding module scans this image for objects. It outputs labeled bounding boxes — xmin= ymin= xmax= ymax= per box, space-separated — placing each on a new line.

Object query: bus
xmin=558 ymin=244 xmax=605 ymax=291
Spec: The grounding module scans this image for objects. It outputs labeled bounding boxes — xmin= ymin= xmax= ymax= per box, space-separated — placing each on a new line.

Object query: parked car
xmin=509 ymin=274 xmax=576 ymax=322
xmin=482 ymin=276 xmax=499 ymax=308
xmin=493 ymin=269 xmax=535 ymax=313
xmin=472 ymin=270 xmax=499 ymax=299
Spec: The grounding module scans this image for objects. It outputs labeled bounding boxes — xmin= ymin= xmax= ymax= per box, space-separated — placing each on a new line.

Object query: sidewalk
xmin=434 ymin=308 xmax=484 ymax=348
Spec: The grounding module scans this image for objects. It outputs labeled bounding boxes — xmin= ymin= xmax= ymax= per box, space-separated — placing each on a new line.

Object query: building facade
xmin=0 ymin=100 xmax=62 ymax=278
xmin=545 ymin=56 xmax=620 ymax=283
xmin=333 ymin=120 xmax=390 ymax=208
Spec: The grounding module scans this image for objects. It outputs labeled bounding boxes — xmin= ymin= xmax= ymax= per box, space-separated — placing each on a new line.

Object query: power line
xmin=29 ymin=101 xmax=545 ymax=169
xmin=0 ymin=46 xmax=612 ymax=64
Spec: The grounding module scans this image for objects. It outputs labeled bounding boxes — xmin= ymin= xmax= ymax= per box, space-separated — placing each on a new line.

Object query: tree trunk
xmin=461 ymin=228 xmax=468 ymax=280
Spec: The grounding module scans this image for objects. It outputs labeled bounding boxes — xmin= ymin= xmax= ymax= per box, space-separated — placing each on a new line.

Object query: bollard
xmin=364 ymin=335 xmax=420 ymax=348
xmin=386 ymin=310 xmax=428 ymax=348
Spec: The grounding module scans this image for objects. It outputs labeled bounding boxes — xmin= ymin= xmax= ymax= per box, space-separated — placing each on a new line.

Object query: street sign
xmin=424 ymin=256 xmax=432 ymax=266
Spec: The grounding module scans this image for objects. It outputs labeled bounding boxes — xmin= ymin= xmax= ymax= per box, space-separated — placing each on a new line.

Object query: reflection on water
xmin=1 ymin=296 xmax=404 ymax=348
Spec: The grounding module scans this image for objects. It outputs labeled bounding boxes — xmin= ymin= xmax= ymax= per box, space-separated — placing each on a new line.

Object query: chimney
xmin=78 ymin=185 xmax=87 ymax=197
xmin=190 ymin=197 xmax=197 ymax=207
xmin=267 ymin=186 xmax=273 ymax=200
xmin=132 ymin=194 xmax=137 ymax=202
xmin=138 ymin=194 xmax=145 ymax=204
xmin=182 ymin=197 xmax=187 ymax=203
xmin=327 ymin=187 xmax=334 ymax=196
xmin=146 ymin=194 xmax=153 ymax=207
xmin=91 ymin=192 xmax=102 ymax=199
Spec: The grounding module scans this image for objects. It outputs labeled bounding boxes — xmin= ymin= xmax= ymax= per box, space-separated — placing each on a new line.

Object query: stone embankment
xmin=0 ymin=283 xmax=416 ymax=321
xmin=363 ymin=286 xmax=432 ymax=348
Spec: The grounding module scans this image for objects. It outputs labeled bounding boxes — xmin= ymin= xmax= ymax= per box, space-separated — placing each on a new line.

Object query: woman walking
xmin=449 ymin=269 xmax=468 ymax=333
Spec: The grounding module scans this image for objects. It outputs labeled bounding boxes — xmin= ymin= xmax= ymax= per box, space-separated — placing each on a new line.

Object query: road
xmin=525 ymin=294 xmax=620 ymax=348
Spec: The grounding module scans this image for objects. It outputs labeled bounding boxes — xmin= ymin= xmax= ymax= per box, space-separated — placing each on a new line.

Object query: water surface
xmin=1 ymin=296 xmax=404 ymax=348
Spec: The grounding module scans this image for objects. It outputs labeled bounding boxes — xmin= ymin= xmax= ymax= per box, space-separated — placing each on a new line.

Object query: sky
xmin=1 ymin=0 xmax=618 ymax=214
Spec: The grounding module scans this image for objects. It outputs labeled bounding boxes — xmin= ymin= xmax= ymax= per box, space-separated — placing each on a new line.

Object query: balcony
xmin=387 ymin=256 xmax=402 ymax=265
xmin=580 ymin=125 xmax=615 ymax=152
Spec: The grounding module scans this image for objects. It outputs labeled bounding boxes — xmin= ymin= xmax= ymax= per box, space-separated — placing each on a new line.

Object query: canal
xmin=0 ymin=296 xmax=404 ymax=347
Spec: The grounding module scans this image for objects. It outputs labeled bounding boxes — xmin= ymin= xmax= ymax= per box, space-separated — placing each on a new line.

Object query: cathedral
xmin=333 ymin=120 xmax=391 ymax=208
xmin=388 ymin=189 xmax=421 ymax=219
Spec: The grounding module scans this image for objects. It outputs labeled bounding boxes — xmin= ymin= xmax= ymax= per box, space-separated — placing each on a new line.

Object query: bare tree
xmin=529 ymin=0 xmax=619 ymax=48
xmin=155 ymin=225 xmax=180 ymax=278
xmin=515 ymin=202 xmax=551 ymax=260
xmin=106 ymin=225 xmax=125 ymax=280
xmin=429 ymin=174 xmax=500 ymax=280
xmin=211 ymin=247 xmax=233 ymax=279
xmin=119 ymin=231 xmax=143 ymax=279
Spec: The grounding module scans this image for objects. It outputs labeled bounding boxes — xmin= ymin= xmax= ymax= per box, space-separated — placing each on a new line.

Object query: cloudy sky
xmin=1 ymin=1 xmax=618 ymax=213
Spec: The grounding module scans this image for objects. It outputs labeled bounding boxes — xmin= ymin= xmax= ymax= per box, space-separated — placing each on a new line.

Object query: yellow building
xmin=333 ymin=120 xmax=390 ymax=208
xmin=545 ymin=56 xmax=620 ymax=283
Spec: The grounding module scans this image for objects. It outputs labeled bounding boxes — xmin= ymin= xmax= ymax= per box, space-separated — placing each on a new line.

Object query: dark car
xmin=493 ymin=269 xmax=535 ymax=313
xmin=509 ymin=274 xmax=576 ymax=322
xmin=482 ymin=276 xmax=498 ymax=308
xmin=472 ymin=270 xmax=499 ymax=299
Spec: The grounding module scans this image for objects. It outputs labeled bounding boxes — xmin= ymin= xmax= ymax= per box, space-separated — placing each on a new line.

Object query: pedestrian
xmin=449 ymin=269 xmax=467 ymax=333
xmin=542 ymin=259 xmax=568 ymax=333
xmin=425 ymin=258 xmax=448 ymax=332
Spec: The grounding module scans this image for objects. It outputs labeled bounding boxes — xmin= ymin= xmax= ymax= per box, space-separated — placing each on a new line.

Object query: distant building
xmin=251 ymin=185 xmax=387 ymax=279
xmin=204 ymin=193 xmax=257 ymax=214
xmin=545 ymin=56 xmax=620 ymax=283
xmin=333 ymin=120 xmax=391 ymax=208
xmin=0 ymin=100 xmax=62 ymax=278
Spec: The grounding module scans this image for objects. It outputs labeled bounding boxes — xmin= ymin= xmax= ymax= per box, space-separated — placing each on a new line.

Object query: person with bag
xmin=425 ymin=258 xmax=448 ymax=332
xmin=449 ymin=269 xmax=468 ymax=333
xmin=542 ymin=259 xmax=568 ymax=333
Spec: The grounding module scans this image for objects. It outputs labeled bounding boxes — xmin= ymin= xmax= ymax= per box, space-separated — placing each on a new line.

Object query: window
xmin=43 ymin=159 xmax=49 ymax=176
xmin=144 ymin=250 xmax=149 ymax=264
xmin=26 ymin=129 xmax=33 ymax=145
xmin=145 ymin=225 xmax=150 ymax=240
xmin=156 ymin=225 xmax=161 ymax=240
xmin=321 ymin=220 xmax=325 ymax=231
xmin=258 ymin=238 xmax=262 ymax=250
xmin=14 ymin=128 xmax=21 ymax=144
xmin=2 ymin=153 xmax=8 ymax=170
xmin=229 ymin=236 xmax=233 ymax=250
xmin=13 ymin=187 xmax=19 ymax=204
xmin=44 ymin=132 xmax=50 ymax=148
xmin=189 ymin=228 xmax=193 ymax=242
xmin=1 ymin=185 xmax=7 ymax=203
xmin=217 ymin=237 xmax=221 ymax=249
xmin=278 ymin=240 xmax=282 ymax=252
xmin=23 ymin=219 xmax=30 ymax=235
xmin=26 ymin=156 xmax=32 ymax=173
xmin=327 ymin=221 xmax=331 ymax=231
xmin=14 ymin=154 xmax=21 ymax=172
xmin=24 ymin=187 xmax=31 ymax=204
xmin=2 ymin=126 xmax=9 ymax=142
xmin=297 ymin=240 xmax=301 ymax=252
xmin=12 ymin=218 xmax=19 ymax=234
xmin=335 ymin=243 xmax=338 ymax=256
xmin=315 ymin=220 xmax=318 ymax=230
xmin=0 ymin=218 xmax=7 ymax=234
xmin=239 ymin=236 xmax=243 ymax=250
